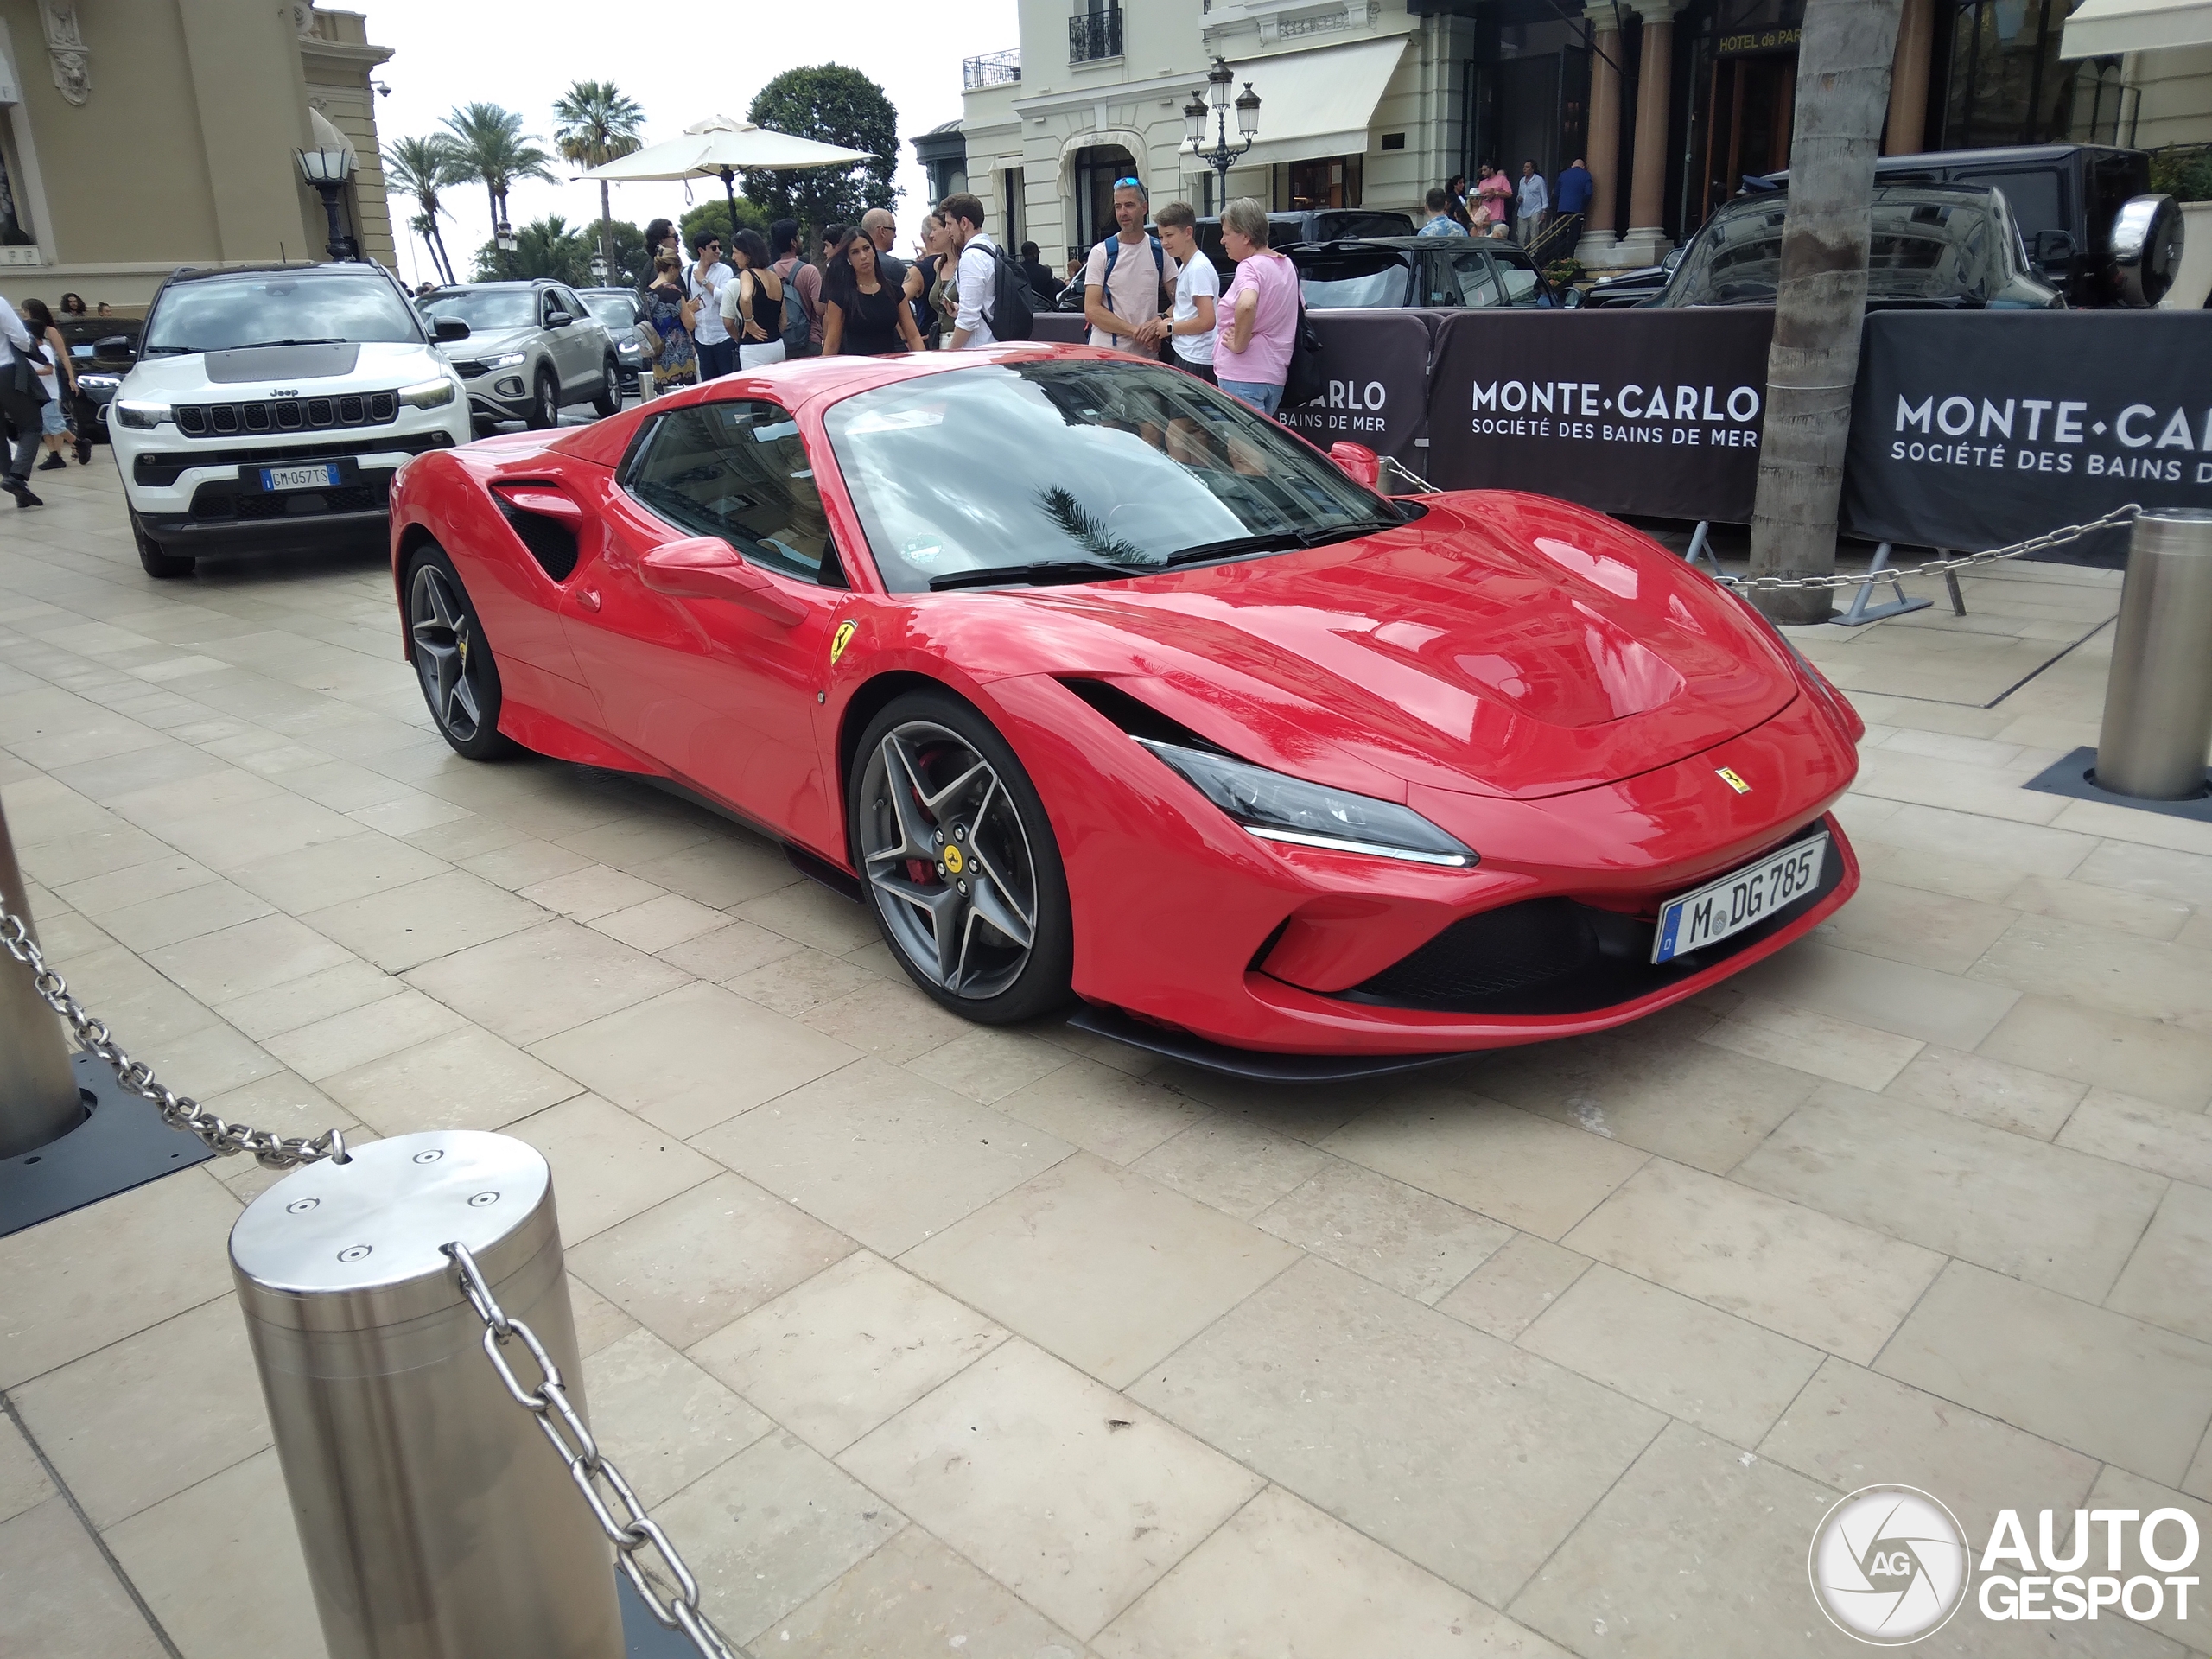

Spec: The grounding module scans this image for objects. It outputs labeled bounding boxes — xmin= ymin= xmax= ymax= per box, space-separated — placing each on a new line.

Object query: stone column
xmin=1578 ymin=3 xmax=1625 ymax=264
xmin=1886 ymin=0 xmax=1936 ymax=155
xmin=1620 ymin=0 xmax=1678 ymax=265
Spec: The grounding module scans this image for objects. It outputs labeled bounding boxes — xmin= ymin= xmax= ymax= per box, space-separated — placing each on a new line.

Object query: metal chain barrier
xmin=1706 ymin=504 xmax=2142 ymax=594
xmin=0 ymin=892 xmax=346 ymax=1169
xmin=446 ymin=1243 xmax=740 ymax=1659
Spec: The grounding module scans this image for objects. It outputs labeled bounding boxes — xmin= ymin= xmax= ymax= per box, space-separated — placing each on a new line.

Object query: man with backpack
xmin=769 ymin=219 xmax=822 ymax=359
xmin=1083 ymin=178 xmax=1173 ymax=356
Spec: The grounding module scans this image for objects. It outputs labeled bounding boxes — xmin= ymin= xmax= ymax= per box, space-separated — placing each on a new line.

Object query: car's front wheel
xmin=405 ymin=543 xmax=515 ymax=760
xmin=849 ymin=690 xmax=1073 ymax=1024
xmin=590 ymin=358 xmax=622 ymax=418
xmin=526 ymin=368 xmax=560 ymax=430
xmin=130 ymin=508 xmax=194 ymax=578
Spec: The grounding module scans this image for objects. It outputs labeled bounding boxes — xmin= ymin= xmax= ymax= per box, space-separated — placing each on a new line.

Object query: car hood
xmin=993 ymin=494 xmax=1798 ymax=801
xmin=442 ymin=327 xmax=538 ymax=359
xmin=123 ymin=340 xmax=444 ymax=397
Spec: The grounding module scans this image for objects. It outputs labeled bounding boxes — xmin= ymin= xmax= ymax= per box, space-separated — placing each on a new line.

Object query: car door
xmin=541 ymin=287 xmax=589 ymax=394
xmin=559 ymin=397 xmax=849 ymax=847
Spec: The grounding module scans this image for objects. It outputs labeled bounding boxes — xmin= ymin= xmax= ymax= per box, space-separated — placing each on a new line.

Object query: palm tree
xmin=553 ymin=79 xmax=645 ymax=280
xmin=383 ymin=134 xmax=465 ymax=285
xmin=440 ymin=102 xmax=557 ymax=252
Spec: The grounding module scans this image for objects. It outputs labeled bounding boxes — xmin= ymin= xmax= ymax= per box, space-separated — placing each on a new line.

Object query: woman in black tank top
xmin=823 ymin=229 xmax=925 ymax=356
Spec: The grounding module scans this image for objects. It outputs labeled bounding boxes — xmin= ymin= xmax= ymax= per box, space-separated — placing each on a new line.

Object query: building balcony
xmin=963 ymin=48 xmax=1022 ymax=91
xmin=1069 ymin=8 xmax=1124 ymax=63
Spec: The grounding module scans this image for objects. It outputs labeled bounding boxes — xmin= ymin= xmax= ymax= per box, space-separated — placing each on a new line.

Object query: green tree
xmin=679 ymin=198 xmax=770 ymax=257
xmin=552 ymin=79 xmax=645 ymax=279
xmin=384 ymin=134 xmax=467 ymax=285
xmin=742 ymin=65 xmax=898 ymax=233
xmin=601 ymin=220 xmax=651 ymax=288
xmin=471 ymin=213 xmax=593 ymax=285
xmin=441 ymin=102 xmax=558 ymax=241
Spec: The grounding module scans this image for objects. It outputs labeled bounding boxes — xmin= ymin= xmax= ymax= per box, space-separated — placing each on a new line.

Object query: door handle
xmin=576 ymin=588 xmax=601 ymax=613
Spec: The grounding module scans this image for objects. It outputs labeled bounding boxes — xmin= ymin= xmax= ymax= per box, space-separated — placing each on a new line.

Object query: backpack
xmin=988 ymin=243 xmax=1042 ymax=341
xmin=775 ymin=270 xmax=810 ymax=355
xmin=1281 ymin=297 xmax=1325 ymax=409
xmin=1100 ymin=234 xmax=1170 ymax=317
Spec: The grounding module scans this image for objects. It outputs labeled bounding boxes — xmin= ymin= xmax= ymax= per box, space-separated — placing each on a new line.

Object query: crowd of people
xmin=620 ymin=179 xmax=1312 ymax=417
xmin=1417 ymin=159 xmax=1594 ymax=251
xmin=0 ymin=290 xmax=104 ymax=510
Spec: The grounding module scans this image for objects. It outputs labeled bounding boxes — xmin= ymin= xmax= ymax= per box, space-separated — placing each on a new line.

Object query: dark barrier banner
xmin=1274 ymin=311 xmax=1436 ymax=465
xmin=1842 ymin=310 xmax=2212 ymax=550
xmin=1426 ymin=308 xmax=1777 ymax=522
xmin=1029 ymin=313 xmax=1089 ymax=345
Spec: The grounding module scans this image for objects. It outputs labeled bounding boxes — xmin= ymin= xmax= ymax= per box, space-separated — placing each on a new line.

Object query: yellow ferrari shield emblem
xmin=830 ymin=620 xmax=857 ymax=664
xmin=1715 ymin=767 xmax=1751 ymax=794
xmin=943 ymin=843 xmax=965 ymax=874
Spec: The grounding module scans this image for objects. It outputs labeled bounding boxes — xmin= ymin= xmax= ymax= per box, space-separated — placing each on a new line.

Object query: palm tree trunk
xmin=599 ymin=180 xmax=614 ymax=280
xmin=429 ymin=226 xmax=455 ymax=286
xmin=1745 ymin=0 xmax=1905 ymax=625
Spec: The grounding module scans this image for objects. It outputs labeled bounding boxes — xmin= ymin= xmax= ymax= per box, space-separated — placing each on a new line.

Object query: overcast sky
xmin=352 ymin=0 xmax=1017 ymax=283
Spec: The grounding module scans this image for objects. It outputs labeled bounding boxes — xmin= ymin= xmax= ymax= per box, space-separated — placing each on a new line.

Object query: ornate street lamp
xmin=493 ymin=218 xmax=518 ymax=253
xmin=1187 ymin=58 xmax=1259 ymax=202
xmin=296 ymin=144 xmax=359 ymax=262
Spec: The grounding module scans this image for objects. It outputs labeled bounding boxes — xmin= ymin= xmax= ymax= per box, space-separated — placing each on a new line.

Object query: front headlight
xmin=77 ymin=373 xmax=120 ymax=391
xmin=486 ymin=352 xmax=526 ymax=370
xmin=397 ymin=377 xmax=458 ymax=409
xmin=1136 ymin=738 xmax=1477 ymax=868
xmin=114 ymin=399 xmax=171 ymax=429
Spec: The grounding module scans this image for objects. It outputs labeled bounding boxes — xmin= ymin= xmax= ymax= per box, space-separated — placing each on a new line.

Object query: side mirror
xmin=93 ymin=333 xmax=136 ymax=362
xmin=2031 ymin=227 xmax=2078 ymax=271
xmin=1662 ymin=247 xmax=1683 ymax=275
xmin=432 ymin=316 xmax=470 ymax=342
xmin=639 ymin=536 xmax=804 ymax=625
xmin=2111 ymin=194 xmax=2183 ymax=307
xmin=1559 ymin=284 xmax=1586 ymax=309
xmin=1329 ymin=441 xmax=1382 ymax=491
xmin=545 ymin=312 xmax=573 ymax=328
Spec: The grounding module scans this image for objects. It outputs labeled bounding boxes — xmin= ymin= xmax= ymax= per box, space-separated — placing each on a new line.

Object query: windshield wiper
xmin=1163 ymin=517 xmax=1402 ymax=567
xmin=232 ymin=337 xmax=347 ymax=348
xmin=929 ymin=559 xmax=1160 ymax=592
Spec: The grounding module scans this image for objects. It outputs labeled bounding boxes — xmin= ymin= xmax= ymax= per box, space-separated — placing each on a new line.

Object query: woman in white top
xmin=721 ymin=229 xmax=787 ymax=371
xmin=18 ymin=299 xmax=78 ymax=468
xmin=1152 ymin=202 xmax=1218 ymax=385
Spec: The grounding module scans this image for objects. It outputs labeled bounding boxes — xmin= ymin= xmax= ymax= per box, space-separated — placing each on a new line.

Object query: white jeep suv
xmin=111 ymin=261 xmax=474 ymax=578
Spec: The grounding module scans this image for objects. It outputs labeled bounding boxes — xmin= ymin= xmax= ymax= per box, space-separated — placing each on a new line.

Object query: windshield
xmin=1295 ymin=254 xmax=1411 ymax=308
xmin=419 ymin=289 xmax=538 ymax=332
xmin=142 ymin=270 xmax=421 ymax=354
xmin=825 ymin=359 xmax=1395 ymax=592
xmin=581 ymin=294 xmax=638 ymax=330
xmin=1670 ymin=191 xmax=2006 ymax=306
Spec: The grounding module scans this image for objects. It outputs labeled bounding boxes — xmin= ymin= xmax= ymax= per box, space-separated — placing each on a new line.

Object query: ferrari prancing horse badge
xmin=830 ymin=620 xmax=857 ymax=664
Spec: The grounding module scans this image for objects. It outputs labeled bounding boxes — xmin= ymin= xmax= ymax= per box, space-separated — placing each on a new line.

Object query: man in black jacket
xmin=1019 ymin=242 xmax=1063 ymax=305
xmin=0 ymin=297 xmax=46 ymax=508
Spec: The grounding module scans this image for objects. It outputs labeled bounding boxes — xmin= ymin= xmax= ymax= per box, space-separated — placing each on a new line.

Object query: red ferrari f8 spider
xmin=389 ymin=345 xmax=1861 ymax=1079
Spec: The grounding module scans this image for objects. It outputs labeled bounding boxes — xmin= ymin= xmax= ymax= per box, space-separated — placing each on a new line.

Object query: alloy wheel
xmin=857 ymin=721 xmax=1039 ymax=999
xmin=537 ymin=374 xmax=558 ymax=427
xmin=410 ymin=563 xmax=486 ymax=742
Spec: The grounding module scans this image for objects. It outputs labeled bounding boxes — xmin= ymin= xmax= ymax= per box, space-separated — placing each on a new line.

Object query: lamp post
xmin=1185 ymin=58 xmax=1261 ymax=206
xmin=296 ymin=145 xmax=359 ymax=262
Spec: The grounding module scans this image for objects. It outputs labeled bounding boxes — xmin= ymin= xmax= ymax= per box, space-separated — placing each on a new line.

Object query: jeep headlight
xmin=397 ymin=377 xmax=458 ymax=409
xmin=1135 ymin=738 xmax=1476 ymax=867
xmin=77 ymin=373 xmax=121 ymax=391
xmin=114 ymin=399 xmax=171 ymax=429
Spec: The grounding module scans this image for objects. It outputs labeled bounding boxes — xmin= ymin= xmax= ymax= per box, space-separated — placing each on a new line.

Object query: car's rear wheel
xmin=590 ymin=358 xmax=621 ymax=418
xmin=406 ymin=543 xmax=515 ymax=760
xmin=526 ymin=368 xmax=560 ymax=430
xmin=130 ymin=508 xmax=194 ymax=578
xmin=850 ymin=691 xmax=1072 ymax=1024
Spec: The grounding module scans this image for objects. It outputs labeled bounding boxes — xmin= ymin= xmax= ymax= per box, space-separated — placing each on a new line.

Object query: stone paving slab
xmin=2 ymin=464 xmax=2209 ymax=1656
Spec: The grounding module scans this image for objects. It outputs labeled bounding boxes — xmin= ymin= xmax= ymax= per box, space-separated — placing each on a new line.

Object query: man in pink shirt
xmin=1211 ymin=198 xmax=1298 ymax=416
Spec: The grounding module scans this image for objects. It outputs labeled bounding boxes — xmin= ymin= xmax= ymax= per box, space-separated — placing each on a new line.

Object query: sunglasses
xmin=1114 ymin=177 xmax=1141 ymax=189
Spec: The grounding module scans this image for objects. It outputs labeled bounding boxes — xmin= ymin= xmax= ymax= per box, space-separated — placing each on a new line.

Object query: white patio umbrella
xmin=579 ymin=114 xmax=876 ymax=251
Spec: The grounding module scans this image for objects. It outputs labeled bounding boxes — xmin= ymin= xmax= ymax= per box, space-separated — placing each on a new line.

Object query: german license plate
xmin=260 ymin=462 xmax=339 ymax=492
xmin=1652 ymin=832 xmax=1828 ymax=964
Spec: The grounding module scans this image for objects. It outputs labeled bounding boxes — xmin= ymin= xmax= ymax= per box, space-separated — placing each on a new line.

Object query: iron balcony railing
xmin=1069 ymin=8 xmax=1123 ymax=62
xmin=963 ymin=48 xmax=1022 ymax=89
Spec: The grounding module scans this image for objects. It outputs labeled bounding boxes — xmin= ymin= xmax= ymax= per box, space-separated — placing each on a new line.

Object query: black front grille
xmin=176 ymin=391 xmax=397 ymax=437
xmin=132 ymin=429 xmax=453 ymax=488
xmin=448 ymin=359 xmax=490 ymax=378
xmin=1329 ymin=819 xmax=1844 ymax=1017
xmin=187 ymin=475 xmax=391 ymax=522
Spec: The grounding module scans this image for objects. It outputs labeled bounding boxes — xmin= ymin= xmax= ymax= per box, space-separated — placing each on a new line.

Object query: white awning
xmin=1185 ymin=37 xmax=1410 ymax=170
xmin=2062 ymin=0 xmax=2212 ymax=57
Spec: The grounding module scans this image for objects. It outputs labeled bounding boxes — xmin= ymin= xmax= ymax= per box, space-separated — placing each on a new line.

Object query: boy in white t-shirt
xmin=1153 ymin=201 xmax=1218 ymax=385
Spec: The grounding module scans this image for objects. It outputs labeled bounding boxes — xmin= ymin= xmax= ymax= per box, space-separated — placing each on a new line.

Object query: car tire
xmin=589 ymin=358 xmax=621 ymax=418
xmin=849 ymin=689 xmax=1073 ymax=1025
xmin=130 ymin=509 xmax=194 ymax=578
xmin=525 ymin=367 xmax=560 ymax=430
xmin=404 ymin=542 xmax=517 ymax=761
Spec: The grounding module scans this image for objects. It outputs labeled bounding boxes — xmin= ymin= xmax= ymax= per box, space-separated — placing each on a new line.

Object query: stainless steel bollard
xmin=231 ymin=1130 xmax=623 ymax=1659
xmin=2097 ymin=508 xmax=2212 ymax=800
xmin=0 ymin=798 xmax=85 ymax=1160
